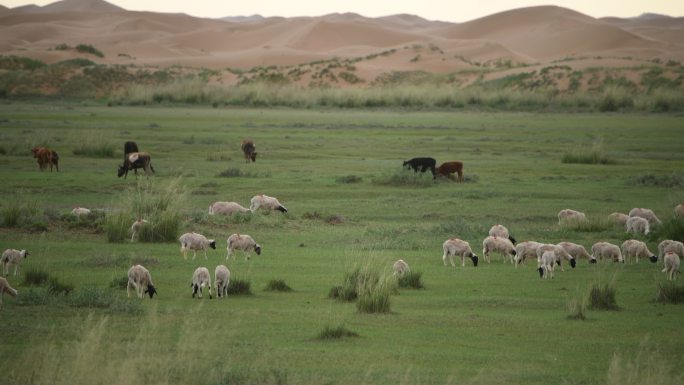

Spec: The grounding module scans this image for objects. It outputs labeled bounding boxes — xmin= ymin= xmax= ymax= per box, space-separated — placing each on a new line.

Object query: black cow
xmin=403 ymin=157 xmax=436 ymax=179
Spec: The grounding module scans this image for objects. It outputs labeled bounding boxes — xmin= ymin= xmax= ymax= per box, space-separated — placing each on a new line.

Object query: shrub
xmin=264 ymin=279 xmax=292 ymax=292
xmin=396 ymin=271 xmax=424 ymax=289
xmin=23 ymin=266 xmax=50 ymax=286
xmin=105 ymin=212 xmax=132 ymax=243
xmin=655 ymin=281 xmax=684 ymax=304
xmin=226 ymin=277 xmax=252 ymax=295
xmin=75 ymin=44 xmax=104 ymax=58
xmin=588 ymin=281 xmax=620 ymax=310
xmin=316 ymin=324 xmax=359 ymax=340
xmin=629 ymin=173 xmax=683 ymax=188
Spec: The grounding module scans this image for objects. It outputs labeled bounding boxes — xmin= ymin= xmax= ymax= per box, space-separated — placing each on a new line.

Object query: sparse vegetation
xmin=588 ymin=280 xmax=620 ymax=311
xmin=264 ymin=279 xmax=292 ymax=292
xmin=226 ymin=277 xmax=252 ymax=295
xmin=75 ymin=44 xmax=104 ymax=58
xmin=316 ymin=324 xmax=359 ymax=340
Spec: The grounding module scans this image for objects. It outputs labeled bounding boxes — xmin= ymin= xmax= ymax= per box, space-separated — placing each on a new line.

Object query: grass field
xmin=0 ymin=102 xmax=683 ymax=385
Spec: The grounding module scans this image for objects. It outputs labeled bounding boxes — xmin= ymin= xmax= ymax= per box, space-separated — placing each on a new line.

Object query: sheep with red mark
xmin=658 ymin=240 xmax=684 ymax=261
xmin=127 ymin=265 xmax=157 ymax=299
xmin=442 ymin=238 xmax=478 ymax=267
xmin=621 ymin=240 xmax=657 ymax=264
xmin=250 ymin=194 xmax=287 ymax=213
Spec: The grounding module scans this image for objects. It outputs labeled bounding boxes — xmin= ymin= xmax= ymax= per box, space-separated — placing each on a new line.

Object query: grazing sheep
xmin=0 ymin=277 xmax=18 ymax=305
xmin=558 ymin=209 xmax=587 ymax=225
xmin=1 ymin=249 xmax=29 ymax=276
xmin=625 ymin=216 xmax=650 ymax=235
xmin=130 ymin=219 xmax=149 ymax=242
xmin=191 ymin=267 xmax=212 ymax=299
xmin=537 ymin=250 xmax=557 ymax=279
xmin=675 ymin=204 xmax=684 ymax=218
xmin=662 ymin=252 xmax=680 ymax=281
xmin=536 ymin=244 xmax=576 ymax=272
xmin=214 ymin=265 xmax=230 ymax=299
xmin=488 ymin=224 xmax=517 ymax=245
xmin=514 ymin=241 xmax=542 ymax=267
xmin=71 ymin=207 xmax=91 ymax=217
xmin=658 ymin=240 xmax=684 ymax=260
xmin=608 ymin=212 xmax=629 ymax=227
xmin=442 ymin=238 xmax=479 ymax=267
xmin=591 ymin=242 xmax=624 ymax=263
xmin=628 ymin=208 xmax=662 ymax=226
xmin=557 ymin=242 xmax=596 ymax=264
xmin=179 ymin=232 xmax=216 ymax=260
xmin=250 ymin=194 xmax=287 ymax=213
xmin=393 ymin=259 xmax=410 ymax=275
xmin=208 ymin=201 xmax=251 ymax=216
xmin=127 ymin=265 xmax=157 ymax=299
xmin=621 ymin=240 xmax=657 ymax=264
xmin=226 ymin=233 xmax=262 ymax=260
xmin=482 ymin=236 xmax=516 ymax=264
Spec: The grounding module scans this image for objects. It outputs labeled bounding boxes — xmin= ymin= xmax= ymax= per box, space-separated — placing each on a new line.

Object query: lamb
xmin=1 ymin=249 xmax=29 ymax=276
xmin=557 ymin=241 xmax=596 ymax=264
xmin=442 ymin=238 xmax=479 ymax=267
xmin=191 ymin=267 xmax=212 ymax=299
xmin=482 ymin=236 xmax=516 ymax=264
xmin=226 ymin=233 xmax=262 ymax=260
xmin=488 ymin=224 xmax=517 ymax=245
xmin=591 ymin=242 xmax=624 ymax=263
xmin=71 ymin=207 xmax=91 ymax=217
xmin=536 ymin=244 xmax=576 ymax=271
xmin=250 ymin=194 xmax=287 ymax=213
xmin=675 ymin=204 xmax=684 ymax=218
xmin=126 ymin=265 xmax=157 ymax=299
xmin=514 ymin=241 xmax=542 ymax=267
xmin=662 ymin=252 xmax=680 ymax=281
xmin=608 ymin=212 xmax=629 ymax=227
xmin=628 ymin=208 xmax=662 ymax=226
xmin=557 ymin=209 xmax=587 ymax=225
xmin=625 ymin=216 xmax=650 ymax=235
xmin=178 ymin=232 xmax=216 ymax=260
xmin=621 ymin=240 xmax=657 ymax=264
xmin=208 ymin=201 xmax=251 ymax=216
xmin=0 ymin=277 xmax=18 ymax=305
xmin=537 ymin=250 xmax=557 ymax=279
xmin=214 ymin=265 xmax=230 ymax=299
xmin=658 ymin=240 xmax=684 ymax=260
xmin=393 ymin=259 xmax=410 ymax=275
xmin=130 ymin=219 xmax=149 ymax=242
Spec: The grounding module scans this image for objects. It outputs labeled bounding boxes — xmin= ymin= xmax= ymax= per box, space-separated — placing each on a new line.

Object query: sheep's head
xmin=209 ymin=240 xmax=216 ymax=250
xmin=250 ymin=152 xmax=257 ymax=162
xmin=470 ymin=254 xmax=479 ymax=267
xmin=650 ymin=255 xmax=658 ymax=263
xmin=255 ymin=244 xmax=262 ymax=255
xmin=145 ymin=285 xmax=157 ymax=298
xmin=192 ymin=283 xmax=198 ymax=298
xmin=21 ymin=250 xmax=29 ymax=258
xmin=277 ymin=205 xmax=288 ymax=213
xmin=589 ymin=258 xmax=597 ymax=264
xmin=570 ymin=258 xmax=577 ymax=268
xmin=508 ymin=235 xmax=517 ymax=245
xmin=538 ymin=267 xmax=544 ymax=278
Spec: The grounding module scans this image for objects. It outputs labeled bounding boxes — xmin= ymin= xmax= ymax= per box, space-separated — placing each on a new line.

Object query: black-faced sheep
xmin=393 ymin=259 xmax=410 ymax=275
xmin=662 ymin=252 xmax=680 ymax=281
xmin=557 ymin=209 xmax=587 ymax=225
xmin=1 ymin=249 xmax=29 ymax=276
xmin=628 ymin=207 xmax=662 ymax=226
xmin=191 ymin=267 xmax=212 ymax=299
xmin=226 ymin=233 xmax=261 ymax=260
xmin=208 ymin=202 xmax=251 ymax=216
xmin=179 ymin=232 xmax=216 ymax=260
xmin=214 ymin=265 xmax=230 ymax=299
xmin=442 ymin=238 xmax=478 ymax=267
xmin=130 ymin=219 xmax=149 ymax=242
xmin=591 ymin=242 xmax=624 ymax=263
xmin=482 ymin=236 xmax=516 ymax=264
xmin=537 ymin=250 xmax=557 ymax=279
xmin=621 ymin=240 xmax=657 ymax=264
xmin=0 ymin=277 xmax=18 ymax=305
xmin=513 ymin=241 xmax=542 ymax=267
xmin=625 ymin=216 xmax=650 ymax=235
xmin=557 ymin=242 xmax=596 ymax=264
xmin=250 ymin=194 xmax=287 ymax=213
xmin=127 ymin=265 xmax=157 ymax=299
xmin=488 ymin=224 xmax=517 ymax=245
xmin=536 ymin=244 xmax=576 ymax=271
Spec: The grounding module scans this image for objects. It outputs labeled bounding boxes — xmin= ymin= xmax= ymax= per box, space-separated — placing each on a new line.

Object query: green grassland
xmin=0 ymin=102 xmax=683 ymax=385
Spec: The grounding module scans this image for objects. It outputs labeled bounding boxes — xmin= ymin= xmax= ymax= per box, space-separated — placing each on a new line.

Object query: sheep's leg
xmin=204 ymin=250 xmax=208 ymax=260
xmin=13 ymin=265 xmax=18 ymax=276
xmin=192 ymin=250 xmax=197 ymax=260
xmin=127 ymin=282 xmax=132 ymax=298
xmin=442 ymin=253 xmax=448 ymax=267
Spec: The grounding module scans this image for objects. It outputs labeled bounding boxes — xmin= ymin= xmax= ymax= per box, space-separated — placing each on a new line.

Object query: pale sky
xmin=2 ymin=0 xmax=683 ymax=22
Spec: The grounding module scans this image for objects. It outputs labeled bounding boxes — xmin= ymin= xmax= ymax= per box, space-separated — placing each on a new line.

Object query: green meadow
xmin=0 ymin=102 xmax=683 ymax=385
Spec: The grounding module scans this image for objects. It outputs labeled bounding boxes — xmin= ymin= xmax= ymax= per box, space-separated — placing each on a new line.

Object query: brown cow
xmin=241 ymin=140 xmax=257 ymax=163
xmin=436 ymin=161 xmax=463 ymax=182
xmin=31 ymin=147 xmax=59 ymax=172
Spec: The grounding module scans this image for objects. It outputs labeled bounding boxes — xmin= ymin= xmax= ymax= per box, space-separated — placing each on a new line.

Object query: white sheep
xmin=628 ymin=207 xmax=662 ymax=226
xmin=393 ymin=259 xmax=410 ymax=275
xmin=514 ymin=241 xmax=541 ymax=267
xmin=71 ymin=206 xmax=91 ymax=217
xmin=179 ymin=232 xmax=216 ymax=260
xmin=442 ymin=238 xmax=479 ymax=267
xmin=591 ymin=242 xmax=624 ymax=263
xmin=250 ymin=194 xmax=287 ymax=213
xmin=214 ymin=265 xmax=230 ymax=299
xmin=658 ymin=240 xmax=684 ymax=261
xmin=130 ymin=219 xmax=149 ymax=242
xmin=675 ymin=204 xmax=684 ymax=218
xmin=488 ymin=224 xmax=517 ymax=244
xmin=1 ymin=249 xmax=29 ymax=276
xmin=208 ymin=201 xmax=251 ymax=216
xmin=558 ymin=209 xmax=587 ymax=225
xmin=0 ymin=277 xmax=18 ymax=305
xmin=662 ymin=252 xmax=680 ymax=281
xmin=608 ymin=212 xmax=629 ymax=227
xmin=536 ymin=244 xmax=576 ymax=272
xmin=557 ymin=241 xmax=596 ymax=264
xmin=226 ymin=233 xmax=262 ymax=260
xmin=482 ymin=236 xmax=516 ymax=264
xmin=621 ymin=239 xmax=657 ymax=264
xmin=538 ymin=249 xmax=557 ymax=279
xmin=191 ymin=267 xmax=212 ymax=299
xmin=127 ymin=265 xmax=157 ymax=299
xmin=625 ymin=216 xmax=650 ymax=235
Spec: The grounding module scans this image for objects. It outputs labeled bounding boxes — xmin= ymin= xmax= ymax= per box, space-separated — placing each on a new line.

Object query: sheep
xmin=514 ymin=241 xmax=541 ymax=267
xmin=536 ymin=244 xmax=576 ymax=271
xmin=591 ymin=242 xmax=624 ymax=263
xmin=214 ymin=265 xmax=230 ymax=299
xmin=675 ymin=204 xmax=684 ymax=218
xmin=537 ymin=250 xmax=557 ymax=279
xmin=393 ymin=259 xmax=410 ymax=275
xmin=130 ymin=219 xmax=149 ymax=242
xmin=608 ymin=212 xmax=629 ymax=227
xmin=250 ymin=194 xmax=287 ymax=213
xmin=442 ymin=238 xmax=479 ymax=267
xmin=488 ymin=224 xmax=517 ymax=245
xmin=191 ymin=267 xmax=212 ymax=299
xmin=557 ymin=209 xmax=587 ymax=225
xmin=1 ymin=249 xmax=29 ymax=276
xmin=625 ymin=216 xmax=650 ymax=235
xmin=209 ymin=201 xmax=251 ymax=216
xmin=178 ymin=232 xmax=216 ymax=260
xmin=621 ymin=240 xmax=657 ymax=264
xmin=127 ymin=265 xmax=157 ymax=299
xmin=226 ymin=233 xmax=261 ymax=260
xmin=662 ymin=252 xmax=680 ymax=281
xmin=0 ymin=277 xmax=18 ymax=305
xmin=658 ymin=240 xmax=684 ymax=261
xmin=482 ymin=236 xmax=516 ymax=264
xmin=71 ymin=207 xmax=91 ymax=217
xmin=628 ymin=208 xmax=662 ymax=226
xmin=557 ymin=241 xmax=596 ymax=264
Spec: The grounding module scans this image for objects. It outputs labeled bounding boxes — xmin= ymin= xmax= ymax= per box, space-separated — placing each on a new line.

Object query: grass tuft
xmin=396 ymin=271 xmax=424 ymax=289
xmin=23 ymin=266 xmax=50 ymax=286
xmin=566 ymin=298 xmax=587 ymax=320
xmin=226 ymin=277 xmax=252 ymax=295
xmin=316 ymin=324 xmax=359 ymax=340
xmin=562 ymin=140 xmax=616 ymax=164
xmin=264 ymin=279 xmax=293 ymax=292
xmin=588 ymin=281 xmax=620 ymax=311
xmin=655 ymin=281 xmax=684 ymax=304
xmin=372 ymin=168 xmax=435 ymax=187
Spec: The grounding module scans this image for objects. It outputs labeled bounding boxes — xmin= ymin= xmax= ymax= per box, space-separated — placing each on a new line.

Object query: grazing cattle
xmin=124 ymin=141 xmax=139 ymax=156
xmin=118 ymin=152 xmax=155 ymax=178
xmin=31 ymin=147 xmax=59 ymax=172
xmin=403 ymin=157 xmax=436 ymax=179
xmin=435 ymin=161 xmax=464 ymax=182
xmin=241 ymin=139 xmax=257 ymax=163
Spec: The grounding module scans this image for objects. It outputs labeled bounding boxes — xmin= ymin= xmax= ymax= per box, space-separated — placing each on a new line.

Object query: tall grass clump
xmin=396 ymin=271 xmax=424 ymax=289
xmin=72 ymin=131 xmax=116 ymax=158
xmin=356 ymin=272 xmax=394 ymax=313
xmin=566 ymin=294 xmax=587 ymax=320
xmin=607 ymin=343 xmax=684 ymax=385
xmin=655 ymin=281 xmax=684 ymax=304
xmin=1 ymin=194 xmax=41 ymax=228
xmin=372 ymin=167 xmax=435 ymax=187
xmin=649 ymin=216 xmax=684 ymax=243
xmin=562 ymin=139 xmax=616 ymax=165
xmin=105 ymin=211 xmax=131 ymax=243
xmin=588 ymin=275 xmax=620 ymax=310
xmin=226 ymin=277 xmax=252 ymax=295
xmin=264 ymin=279 xmax=292 ymax=292
xmin=316 ymin=323 xmax=359 ymax=340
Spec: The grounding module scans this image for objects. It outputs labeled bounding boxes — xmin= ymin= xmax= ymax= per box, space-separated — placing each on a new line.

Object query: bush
xmin=75 ymin=44 xmax=104 ymax=58
xmin=226 ymin=277 xmax=252 ymax=295
xmin=396 ymin=271 xmax=424 ymax=289
xmin=23 ymin=266 xmax=50 ymax=286
xmin=316 ymin=324 xmax=359 ymax=340
xmin=655 ymin=281 xmax=684 ymax=304
xmin=264 ymin=279 xmax=292 ymax=292
xmin=105 ymin=212 xmax=132 ymax=243
xmin=588 ymin=281 xmax=620 ymax=310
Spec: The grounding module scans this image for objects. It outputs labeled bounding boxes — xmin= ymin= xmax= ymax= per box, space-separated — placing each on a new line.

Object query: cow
xmin=241 ymin=139 xmax=257 ymax=163
xmin=403 ymin=157 xmax=436 ymax=179
xmin=123 ymin=141 xmax=140 ymax=175
xmin=118 ymin=152 xmax=155 ymax=178
xmin=31 ymin=146 xmax=59 ymax=172
xmin=436 ymin=161 xmax=463 ymax=182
